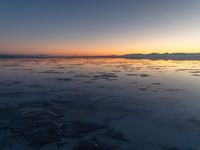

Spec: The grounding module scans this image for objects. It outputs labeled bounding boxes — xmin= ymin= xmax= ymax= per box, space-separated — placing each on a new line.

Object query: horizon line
xmin=1 ymin=52 xmax=200 ymax=57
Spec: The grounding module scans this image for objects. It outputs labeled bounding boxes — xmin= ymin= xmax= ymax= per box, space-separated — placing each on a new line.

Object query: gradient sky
xmin=0 ymin=0 xmax=200 ymax=56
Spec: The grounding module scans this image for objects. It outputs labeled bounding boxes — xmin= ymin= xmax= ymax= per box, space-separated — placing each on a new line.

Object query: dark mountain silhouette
xmin=0 ymin=53 xmax=200 ymax=60
xmin=122 ymin=53 xmax=200 ymax=60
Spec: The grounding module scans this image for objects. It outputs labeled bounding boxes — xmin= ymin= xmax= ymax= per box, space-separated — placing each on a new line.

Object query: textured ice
xmin=0 ymin=58 xmax=200 ymax=149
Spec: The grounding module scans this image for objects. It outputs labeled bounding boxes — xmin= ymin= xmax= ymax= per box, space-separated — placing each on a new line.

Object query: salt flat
xmin=0 ymin=58 xmax=200 ymax=150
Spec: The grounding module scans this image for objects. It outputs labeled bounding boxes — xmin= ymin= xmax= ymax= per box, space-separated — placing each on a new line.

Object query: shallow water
xmin=0 ymin=58 xmax=200 ymax=150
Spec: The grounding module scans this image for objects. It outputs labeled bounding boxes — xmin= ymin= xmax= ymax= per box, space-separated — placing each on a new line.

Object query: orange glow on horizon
xmin=1 ymin=38 xmax=200 ymax=56
xmin=1 ymin=48 xmax=200 ymax=56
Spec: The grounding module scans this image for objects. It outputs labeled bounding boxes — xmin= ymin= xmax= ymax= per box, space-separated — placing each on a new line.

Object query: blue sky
xmin=0 ymin=0 xmax=200 ymax=55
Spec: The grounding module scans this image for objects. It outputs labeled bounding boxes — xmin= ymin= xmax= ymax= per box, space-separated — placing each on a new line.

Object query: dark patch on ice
xmin=75 ymin=74 xmax=91 ymax=78
xmin=139 ymin=87 xmax=148 ymax=91
xmin=140 ymin=74 xmax=150 ymax=77
xmin=187 ymin=118 xmax=200 ymax=128
xmin=152 ymin=82 xmax=161 ymax=85
xmin=68 ymin=70 xmax=76 ymax=73
xmin=21 ymin=68 xmax=34 ymax=71
xmin=69 ymin=121 xmax=105 ymax=134
xmin=126 ymin=74 xmax=138 ymax=76
xmin=96 ymin=86 xmax=117 ymax=89
xmin=192 ymin=74 xmax=200 ymax=76
xmin=55 ymin=78 xmax=73 ymax=81
xmin=111 ymin=70 xmax=121 ymax=73
xmin=0 ymin=92 xmax=26 ymax=97
xmin=1 ymin=64 xmax=21 ymax=67
xmin=126 ymin=74 xmax=150 ymax=77
xmin=69 ymin=63 xmax=82 ymax=66
xmin=84 ymin=80 xmax=93 ymax=84
xmin=0 ymin=81 xmax=22 ymax=86
xmin=176 ymin=69 xmax=200 ymax=72
xmin=39 ymin=70 xmax=64 ymax=74
xmin=190 ymin=71 xmax=200 ymax=74
xmin=105 ymin=129 xmax=127 ymax=142
xmin=52 ymin=66 xmax=66 ymax=69
xmin=161 ymin=145 xmax=181 ymax=150
xmin=92 ymin=72 xmax=118 ymax=81
xmin=164 ymin=88 xmax=183 ymax=92
xmin=130 ymin=81 xmax=138 ymax=84
xmin=28 ymin=84 xmax=40 ymax=88
xmin=75 ymin=138 xmax=114 ymax=150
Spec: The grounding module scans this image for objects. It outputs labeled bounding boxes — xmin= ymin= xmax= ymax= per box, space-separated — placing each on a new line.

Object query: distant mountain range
xmin=122 ymin=53 xmax=200 ymax=60
xmin=0 ymin=53 xmax=200 ymax=60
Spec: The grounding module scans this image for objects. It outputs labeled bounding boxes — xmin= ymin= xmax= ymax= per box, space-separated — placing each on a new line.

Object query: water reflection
xmin=0 ymin=58 xmax=200 ymax=149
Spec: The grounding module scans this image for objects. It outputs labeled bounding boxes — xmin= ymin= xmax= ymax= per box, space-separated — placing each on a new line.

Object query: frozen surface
xmin=0 ymin=58 xmax=200 ymax=150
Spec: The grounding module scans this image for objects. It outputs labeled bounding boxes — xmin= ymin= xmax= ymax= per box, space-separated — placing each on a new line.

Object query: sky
xmin=0 ymin=0 xmax=200 ymax=56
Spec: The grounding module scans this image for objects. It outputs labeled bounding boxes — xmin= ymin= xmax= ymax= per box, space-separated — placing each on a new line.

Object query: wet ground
xmin=0 ymin=58 xmax=200 ymax=150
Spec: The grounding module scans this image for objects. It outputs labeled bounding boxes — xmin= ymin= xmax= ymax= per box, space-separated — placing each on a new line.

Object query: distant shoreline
xmin=0 ymin=53 xmax=200 ymax=60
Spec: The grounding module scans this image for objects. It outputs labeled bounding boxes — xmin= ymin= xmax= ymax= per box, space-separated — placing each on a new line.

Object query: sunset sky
xmin=0 ymin=0 xmax=200 ymax=56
